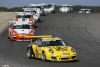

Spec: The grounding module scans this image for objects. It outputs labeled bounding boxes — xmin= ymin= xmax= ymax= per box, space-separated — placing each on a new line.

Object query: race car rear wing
xmin=24 ymin=35 xmax=52 ymax=38
xmin=61 ymin=4 xmax=73 ymax=7
xmin=30 ymin=4 xmax=42 ymax=6
xmin=9 ymin=21 xmax=30 ymax=25
xmin=81 ymin=9 xmax=91 ymax=10
xmin=24 ymin=35 xmax=52 ymax=44
xmin=42 ymin=3 xmax=55 ymax=5
xmin=30 ymin=4 xmax=37 ymax=6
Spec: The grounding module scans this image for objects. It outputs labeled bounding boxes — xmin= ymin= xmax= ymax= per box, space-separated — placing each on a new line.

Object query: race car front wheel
xmin=42 ymin=52 xmax=46 ymax=61
xmin=27 ymin=47 xmax=35 ymax=59
xmin=38 ymin=18 xmax=41 ymax=22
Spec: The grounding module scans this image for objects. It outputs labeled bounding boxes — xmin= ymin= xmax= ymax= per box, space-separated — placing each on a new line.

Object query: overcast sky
xmin=0 ymin=0 xmax=100 ymax=8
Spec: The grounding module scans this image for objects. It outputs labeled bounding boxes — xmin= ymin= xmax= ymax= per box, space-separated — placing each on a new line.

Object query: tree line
xmin=0 ymin=5 xmax=100 ymax=13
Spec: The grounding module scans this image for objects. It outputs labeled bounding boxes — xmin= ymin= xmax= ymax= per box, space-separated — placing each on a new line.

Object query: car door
xmin=34 ymin=39 xmax=42 ymax=58
xmin=36 ymin=45 xmax=42 ymax=58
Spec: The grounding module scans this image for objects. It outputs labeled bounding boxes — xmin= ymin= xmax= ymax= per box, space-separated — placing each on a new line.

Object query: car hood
xmin=14 ymin=29 xmax=31 ymax=34
xmin=46 ymin=46 xmax=70 ymax=51
xmin=61 ymin=7 xmax=69 ymax=10
xmin=44 ymin=8 xmax=53 ymax=10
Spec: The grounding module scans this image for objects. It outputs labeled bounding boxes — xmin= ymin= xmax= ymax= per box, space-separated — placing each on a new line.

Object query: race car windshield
xmin=24 ymin=11 xmax=31 ymax=12
xmin=62 ymin=6 xmax=69 ymax=8
xmin=32 ymin=6 xmax=41 ymax=8
xmin=43 ymin=5 xmax=51 ymax=8
xmin=42 ymin=40 xmax=66 ymax=46
xmin=17 ymin=15 xmax=32 ymax=18
xmin=25 ymin=11 xmax=36 ymax=14
xmin=81 ymin=10 xmax=89 ymax=13
xmin=13 ymin=25 xmax=31 ymax=29
xmin=48 ymin=4 xmax=52 ymax=7
xmin=37 ymin=6 xmax=41 ymax=8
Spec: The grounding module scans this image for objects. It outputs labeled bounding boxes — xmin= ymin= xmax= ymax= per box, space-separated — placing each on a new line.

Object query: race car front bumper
xmin=46 ymin=53 xmax=76 ymax=61
xmin=11 ymin=34 xmax=35 ymax=41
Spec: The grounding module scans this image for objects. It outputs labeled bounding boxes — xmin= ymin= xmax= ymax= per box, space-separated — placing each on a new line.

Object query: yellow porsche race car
xmin=24 ymin=35 xmax=77 ymax=61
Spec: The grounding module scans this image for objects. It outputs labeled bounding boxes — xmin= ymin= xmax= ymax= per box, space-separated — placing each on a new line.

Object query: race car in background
xmin=23 ymin=8 xmax=41 ymax=22
xmin=59 ymin=4 xmax=73 ymax=13
xmin=25 ymin=35 xmax=77 ymax=61
xmin=41 ymin=3 xmax=55 ymax=13
xmin=30 ymin=4 xmax=46 ymax=16
xmin=79 ymin=9 xmax=91 ymax=13
xmin=8 ymin=21 xmax=35 ymax=41
xmin=13 ymin=12 xmax=36 ymax=26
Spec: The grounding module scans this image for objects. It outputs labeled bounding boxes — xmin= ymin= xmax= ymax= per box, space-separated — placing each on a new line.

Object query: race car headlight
xmin=13 ymin=31 xmax=16 ymax=34
xmin=71 ymin=48 xmax=76 ymax=52
xmin=49 ymin=49 xmax=54 ymax=53
xmin=51 ymin=54 xmax=56 ymax=56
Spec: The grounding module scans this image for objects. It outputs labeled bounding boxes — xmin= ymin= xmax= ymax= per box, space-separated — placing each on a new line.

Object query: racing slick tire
xmin=41 ymin=11 xmax=46 ymax=16
xmin=34 ymin=23 xmax=38 ymax=28
xmin=38 ymin=18 xmax=41 ymax=22
xmin=27 ymin=47 xmax=35 ymax=59
xmin=41 ymin=13 xmax=46 ymax=16
xmin=34 ymin=25 xmax=38 ymax=28
xmin=52 ymin=10 xmax=55 ymax=13
xmin=42 ymin=52 xmax=47 ymax=61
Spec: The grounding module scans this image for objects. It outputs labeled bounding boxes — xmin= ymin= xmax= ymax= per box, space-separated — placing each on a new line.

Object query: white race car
xmin=30 ymin=4 xmax=45 ymax=16
xmin=42 ymin=3 xmax=55 ymax=13
xmin=8 ymin=21 xmax=35 ymax=41
xmin=59 ymin=4 xmax=73 ymax=13
xmin=23 ymin=8 xmax=41 ymax=22
xmin=14 ymin=12 xmax=36 ymax=27
xmin=79 ymin=9 xmax=91 ymax=13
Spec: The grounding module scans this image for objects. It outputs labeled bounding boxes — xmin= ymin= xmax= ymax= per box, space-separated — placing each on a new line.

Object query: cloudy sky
xmin=0 ymin=0 xmax=100 ymax=8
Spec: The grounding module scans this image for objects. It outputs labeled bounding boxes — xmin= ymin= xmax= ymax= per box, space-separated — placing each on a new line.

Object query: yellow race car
xmin=24 ymin=35 xmax=77 ymax=61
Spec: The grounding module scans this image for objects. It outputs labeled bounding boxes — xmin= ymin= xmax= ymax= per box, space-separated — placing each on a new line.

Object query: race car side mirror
xmin=10 ymin=26 xmax=13 ymax=29
xmin=36 ymin=39 xmax=42 ymax=47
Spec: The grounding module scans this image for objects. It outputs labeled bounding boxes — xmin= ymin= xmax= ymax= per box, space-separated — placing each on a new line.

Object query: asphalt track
xmin=0 ymin=13 xmax=100 ymax=67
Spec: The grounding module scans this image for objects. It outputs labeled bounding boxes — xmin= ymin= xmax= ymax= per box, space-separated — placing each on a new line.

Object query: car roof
xmin=13 ymin=22 xmax=29 ymax=25
xmin=61 ymin=4 xmax=73 ymax=6
xmin=30 ymin=4 xmax=42 ymax=6
xmin=81 ymin=9 xmax=91 ymax=10
xmin=16 ymin=12 xmax=32 ymax=15
xmin=42 ymin=3 xmax=55 ymax=5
